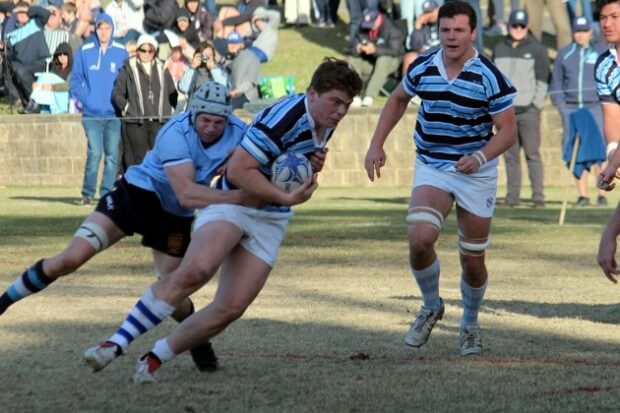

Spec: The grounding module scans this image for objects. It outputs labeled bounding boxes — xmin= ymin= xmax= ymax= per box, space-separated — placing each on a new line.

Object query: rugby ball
xmin=271 ymin=152 xmax=313 ymax=193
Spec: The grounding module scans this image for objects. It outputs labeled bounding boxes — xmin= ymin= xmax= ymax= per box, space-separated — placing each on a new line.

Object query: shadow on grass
xmin=390 ymin=295 xmax=620 ymax=325
xmin=294 ymin=22 xmax=349 ymax=55
xmin=11 ymin=195 xmax=82 ymax=206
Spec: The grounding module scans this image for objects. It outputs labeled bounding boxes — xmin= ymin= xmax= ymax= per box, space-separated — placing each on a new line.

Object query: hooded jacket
xmin=69 ymin=13 xmax=129 ymax=117
xmin=492 ymin=33 xmax=549 ymax=111
xmin=112 ymin=55 xmax=178 ymax=123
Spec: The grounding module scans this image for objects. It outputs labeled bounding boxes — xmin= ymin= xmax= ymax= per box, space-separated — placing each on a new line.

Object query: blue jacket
xmin=69 ymin=13 xmax=128 ymax=117
xmin=563 ymin=107 xmax=606 ymax=179
xmin=550 ymin=41 xmax=606 ymax=111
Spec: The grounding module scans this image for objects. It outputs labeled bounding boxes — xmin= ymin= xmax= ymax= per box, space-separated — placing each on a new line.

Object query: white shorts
xmin=193 ymin=204 xmax=293 ymax=267
xmin=413 ymin=160 xmax=498 ymax=218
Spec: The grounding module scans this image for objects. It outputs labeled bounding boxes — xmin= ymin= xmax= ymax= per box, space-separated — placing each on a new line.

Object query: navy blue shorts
xmin=95 ymin=178 xmax=193 ymax=257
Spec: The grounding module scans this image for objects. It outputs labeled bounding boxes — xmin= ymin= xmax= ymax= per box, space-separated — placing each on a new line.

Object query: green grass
xmin=1 ymin=185 xmax=620 ymax=412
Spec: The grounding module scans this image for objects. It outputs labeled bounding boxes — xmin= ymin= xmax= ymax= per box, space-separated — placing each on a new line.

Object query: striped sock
xmin=460 ymin=278 xmax=487 ymax=330
xmin=411 ymin=258 xmax=441 ymax=311
xmin=0 ymin=260 xmax=54 ymax=315
xmin=108 ymin=288 xmax=175 ymax=351
xmin=151 ymin=338 xmax=176 ymax=364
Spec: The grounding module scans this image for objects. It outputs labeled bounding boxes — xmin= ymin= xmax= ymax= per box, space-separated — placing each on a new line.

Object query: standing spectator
xmin=184 ymin=0 xmax=212 ymax=42
xmin=402 ymin=0 xmax=440 ymax=77
xmin=523 ymin=0 xmax=572 ymax=50
xmin=493 ymin=9 xmax=549 ymax=208
xmin=113 ymin=33 xmax=177 ymax=170
xmin=284 ymin=0 xmax=311 ymax=26
xmin=550 ymin=16 xmax=608 ymax=207
xmin=5 ymin=2 xmax=50 ymax=110
xmin=349 ymin=6 xmax=404 ymax=108
xmin=70 ymin=13 xmax=128 ymax=205
xmin=345 ymin=0 xmax=370 ymax=51
xmin=105 ymin=0 xmax=145 ymax=45
xmin=314 ymin=0 xmax=336 ymax=27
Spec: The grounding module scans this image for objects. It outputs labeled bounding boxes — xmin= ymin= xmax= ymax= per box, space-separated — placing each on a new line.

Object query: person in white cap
xmin=112 ymin=33 xmax=178 ymax=170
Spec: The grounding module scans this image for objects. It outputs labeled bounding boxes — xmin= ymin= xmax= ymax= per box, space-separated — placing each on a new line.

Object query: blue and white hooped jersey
xmin=403 ymin=48 xmax=516 ymax=171
xmin=595 ymin=48 xmax=620 ymax=105
xmin=124 ymin=112 xmax=247 ymax=217
xmin=219 ymin=94 xmax=333 ymax=212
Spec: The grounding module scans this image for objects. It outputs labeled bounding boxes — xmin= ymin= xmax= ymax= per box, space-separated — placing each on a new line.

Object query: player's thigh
xmin=456 ymin=206 xmax=492 ymax=241
xmin=177 ymin=220 xmax=244 ymax=279
xmin=213 ymin=244 xmax=272 ymax=311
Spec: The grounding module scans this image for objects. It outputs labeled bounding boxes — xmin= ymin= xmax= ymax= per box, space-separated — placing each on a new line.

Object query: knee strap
xmin=458 ymin=237 xmax=491 ymax=256
xmin=74 ymin=222 xmax=109 ymax=252
xmin=406 ymin=206 xmax=444 ymax=231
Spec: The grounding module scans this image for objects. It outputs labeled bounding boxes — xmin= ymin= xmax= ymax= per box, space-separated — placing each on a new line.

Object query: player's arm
xmin=598 ymin=103 xmax=620 ymax=190
xmin=455 ymin=107 xmax=517 ymax=174
xmin=364 ymin=83 xmax=410 ymax=181
xmin=226 ymin=146 xmax=318 ymax=206
xmin=165 ymin=162 xmax=252 ymax=209
xmin=597 ymin=203 xmax=620 ymax=283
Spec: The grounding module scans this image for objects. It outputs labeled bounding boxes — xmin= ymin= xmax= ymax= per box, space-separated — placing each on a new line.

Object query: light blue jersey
xmin=124 ymin=112 xmax=247 ymax=217
xmin=403 ymin=49 xmax=516 ymax=170
xmin=219 ymin=94 xmax=332 ymax=212
xmin=595 ymin=48 xmax=620 ymax=105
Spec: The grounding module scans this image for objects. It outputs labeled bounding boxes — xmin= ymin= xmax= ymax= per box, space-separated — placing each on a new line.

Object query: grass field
xmin=1 ymin=184 xmax=620 ymax=412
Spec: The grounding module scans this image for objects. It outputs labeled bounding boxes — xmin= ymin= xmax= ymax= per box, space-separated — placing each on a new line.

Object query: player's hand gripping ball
xmin=271 ymin=152 xmax=313 ymax=193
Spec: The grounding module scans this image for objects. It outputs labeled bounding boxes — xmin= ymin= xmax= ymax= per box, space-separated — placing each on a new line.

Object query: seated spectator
xmin=348 ymin=6 xmax=404 ymax=107
xmin=125 ymin=38 xmax=137 ymax=57
xmin=178 ymin=41 xmax=230 ymax=103
xmin=45 ymin=2 xmax=81 ymax=54
xmin=184 ymin=0 xmax=212 ymax=42
xmin=60 ymin=2 xmax=80 ymax=35
xmin=105 ymin=0 xmax=145 ymax=45
xmin=143 ymin=0 xmax=178 ymax=34
xmin=224 ymin=31 xmax=260 ymax=109
xmin=246 ymin=6 xmax=280 ymax=63
xmin=174 ymin=8 xmax=200 ymax=49
xmin=5 ymin=2 xmax=50 ymax=109
xmin=213 ymin=0 xmax=267 ymax=39
xmin=23 ymin=42 xmax=73 ymax=114
xmin=112 ymin=33 xmax=178 ymax=170
xmin=165 ymin=45 xmax=188 ymax=110
xmin=401 ymin=0 xmax=439 ymax=77
xmin=71 ymin=0 xmax=101 ymax=39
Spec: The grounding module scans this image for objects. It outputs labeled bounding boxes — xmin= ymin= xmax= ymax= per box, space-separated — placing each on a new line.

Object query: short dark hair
xmin=309 ymin=57 xmax=363 ymax=98
xmin=438 ymin=0 xmax=477 ymax=32
xmin=598 ymin=0 xmax=620 ymax=11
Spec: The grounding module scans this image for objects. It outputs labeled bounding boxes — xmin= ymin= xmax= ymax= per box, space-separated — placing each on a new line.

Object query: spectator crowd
xmin=0 ymin=0 xmax=610 ymax=208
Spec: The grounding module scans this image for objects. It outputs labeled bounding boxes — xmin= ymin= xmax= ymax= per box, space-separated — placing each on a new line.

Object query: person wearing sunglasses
xmin=492 ymin=9 xmax=550 ymax=208
xmin=112 ymin=34 xmax=178 ymax=171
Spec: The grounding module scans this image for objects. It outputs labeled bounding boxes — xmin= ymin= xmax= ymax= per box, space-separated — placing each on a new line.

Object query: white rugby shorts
xmin=193 ymin=204 xmax=293 ymax=267
xmin=413 ymin=160 xmax=498 ymax=218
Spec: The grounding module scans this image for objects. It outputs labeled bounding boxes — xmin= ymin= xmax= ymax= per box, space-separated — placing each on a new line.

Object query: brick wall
xmin=0 ymin=103 xmax=566 ymax=187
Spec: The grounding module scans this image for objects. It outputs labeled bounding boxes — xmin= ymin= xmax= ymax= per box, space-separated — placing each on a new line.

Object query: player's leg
xmin=83 ymin=220 xmax=243 ymax=372
xmin=404 ymin=179 xmax=454 ymax=348
xmin=152 ymin=249 xmax=218 ymax=372
xmin=133 ymin=245 xmax=272 ymax=383
xmin=0 ymin=211 xmax=125 ymax=315
xmin=455 ymin=206 xmax=491 ymax=356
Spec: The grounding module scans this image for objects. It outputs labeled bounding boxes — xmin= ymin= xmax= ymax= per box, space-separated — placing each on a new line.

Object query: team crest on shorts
xmin=167 ymin=233 xmax=184 ymax=255
xmin=486 ymin=196 xmax=494 ymax=209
